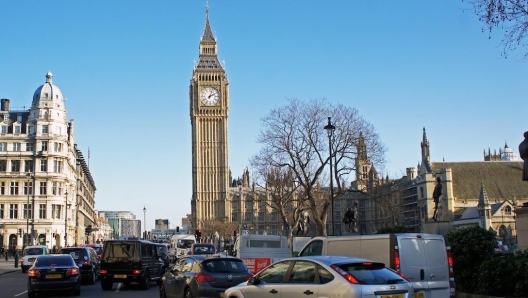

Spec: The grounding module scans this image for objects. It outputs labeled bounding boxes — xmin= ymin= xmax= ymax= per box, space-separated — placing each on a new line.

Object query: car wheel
xmin=160 ymin=283 xmax=167 ymax=298
xmin=101 ymin=280 xmax=113 ymax=291
xmin=72 ymin=288 xmax=81 ymax=297
xmin=139 ymin=274 xmax=150 ymax=290
xmin=185 ymin=287 xmax=194 ymax=298
xmin=89 ymin=271 xmax=96 ymax=285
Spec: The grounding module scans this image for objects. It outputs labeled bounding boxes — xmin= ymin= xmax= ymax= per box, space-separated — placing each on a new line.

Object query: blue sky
xmin=1 ymin=1 xmax=525 ymax=230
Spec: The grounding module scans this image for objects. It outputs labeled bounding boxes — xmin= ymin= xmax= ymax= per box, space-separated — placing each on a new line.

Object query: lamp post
xmin=26 ymin=172 xmax=31 ymax=246
xmin=324 ymin=117 xmax=336 ymax=236
xmin=143 ymin=206 xmax=147 ymax=240
xmin=65 ymin=190 xmax=68 ymax=247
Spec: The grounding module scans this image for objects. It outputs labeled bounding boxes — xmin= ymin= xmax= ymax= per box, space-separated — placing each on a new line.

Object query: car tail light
xmin=28 ymin=269 xmax=40 ymax=277
xmin=394 ymin=251 xmax=401 ymax=272
xmin=195 ymin=273 xmax=215 ymax=283
xmin=100 ymin=269 xmax=108 ymax=275
xmin=66 ymin=268 xmax=80 ymax=276
xmin=330 ymin=265 xmax=359 ymax=284
xmin=447 ymin=250 xmax=454 ymax=277
xmin=244 ymin=274 xmax=253 ymax=281
xmin=133 ymin=269 xmax=141 ymax=275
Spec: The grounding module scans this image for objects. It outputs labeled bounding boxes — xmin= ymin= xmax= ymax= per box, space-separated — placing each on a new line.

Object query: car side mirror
xmin=249 ymin=276 xmax=260 ymax=285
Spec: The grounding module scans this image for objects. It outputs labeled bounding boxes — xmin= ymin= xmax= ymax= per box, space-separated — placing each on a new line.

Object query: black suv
xmin=58 ymin=247 xmax=100 ymax=284
xmin=100 ymin=240 xmax=164 ymax=290
xmin=156 ymin=243 xmax=170 ymax=271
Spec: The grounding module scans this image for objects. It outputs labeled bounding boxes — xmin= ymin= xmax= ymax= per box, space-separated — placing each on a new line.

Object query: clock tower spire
xmin=190 ymin=3 xmax=230 ymax=230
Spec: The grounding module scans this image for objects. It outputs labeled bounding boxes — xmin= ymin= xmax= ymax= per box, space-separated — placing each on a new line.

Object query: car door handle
xmin=304 ymin=290 xmax=314 ymax=295
xmin=270 ymin=289 xmax=278 ymax=294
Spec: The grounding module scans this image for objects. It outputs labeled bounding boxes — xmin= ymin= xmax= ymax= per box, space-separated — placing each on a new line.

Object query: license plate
xmin=415 ymin=293 xmax=424 ymax=298
xmin=180 ymin=250 xmax=186 ymax=254
xmin=46 ymin=274 xmax=62 ymax=279
xmin=381 ymin=295 xmax=403 ymax=298
xmin=114 ymin=274 xmax=127 ymax=278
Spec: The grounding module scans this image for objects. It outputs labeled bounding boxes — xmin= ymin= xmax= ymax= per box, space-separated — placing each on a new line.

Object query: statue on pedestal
xmin=343 ymin=201 xmax=358 ymax=233
xmin=519 ymin=131 xmax=528 ymax=181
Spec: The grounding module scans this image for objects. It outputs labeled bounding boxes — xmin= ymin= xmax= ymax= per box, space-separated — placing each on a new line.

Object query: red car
xmin=82 ymin=243 xmax=103 ymax=259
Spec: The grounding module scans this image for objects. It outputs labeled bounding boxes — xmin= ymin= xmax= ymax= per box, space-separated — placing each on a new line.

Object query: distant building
xmin=98 ymin=211 xmax=141 ymax=240
xmin=155 ymin=219 xmax=169 ymax=230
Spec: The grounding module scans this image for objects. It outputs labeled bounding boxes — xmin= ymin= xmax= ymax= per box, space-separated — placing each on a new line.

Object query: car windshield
xmin=35 ymin=256 xmax=74 ymax=267
xmin=24 ymin=248 xmax=44 ymax=256
xmin=193 ymin=245 xmax=215 ymax=254
xmin=337 ymin=262 xmax=406 ymax=285
xmin=177 ymin=240 xmax=195 ymax=249
xmin=59 ymin=249 xmax=87 ymax=260
xmin=103 ymin=242 xmax=137 ymax=259
xmin=203 ymin=259 xmax=248 ymax=273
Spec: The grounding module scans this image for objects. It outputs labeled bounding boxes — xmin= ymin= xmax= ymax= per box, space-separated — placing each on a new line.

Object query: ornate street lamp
xmin=324 ymin=117 xmax=336 ymax=236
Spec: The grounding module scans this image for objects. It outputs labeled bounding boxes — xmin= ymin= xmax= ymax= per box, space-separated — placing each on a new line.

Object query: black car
xmin=27 ymin=254 xmax=81 ymax=297
xmin=159 ymin=255 xmax=253 ymax=298
xmin=59 ymin=247 xmax=101 ymax=284
xmin=156 ymin=243 xmax=170 ymax=270
xmin=100 ymin=240 xmax=164 ymax=290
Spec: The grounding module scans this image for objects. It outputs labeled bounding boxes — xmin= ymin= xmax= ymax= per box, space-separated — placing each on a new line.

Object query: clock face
xmin=200 ymin=87 xmax=220 ymax=106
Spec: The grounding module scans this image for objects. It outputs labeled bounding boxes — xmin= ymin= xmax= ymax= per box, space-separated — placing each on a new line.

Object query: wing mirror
xmin=249 ymin=276 xmax=260 ymax=285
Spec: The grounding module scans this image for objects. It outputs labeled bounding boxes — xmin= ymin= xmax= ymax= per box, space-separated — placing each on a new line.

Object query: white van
xmin=169 ymin=234 xmax=196 ymax=261
xmin=233 ymin=234 xmax=291 ymax=273
xmin=20 ymin=245 xmax=49 ymax=273
xmin=298 ymin=233 xmax=455 ymax=298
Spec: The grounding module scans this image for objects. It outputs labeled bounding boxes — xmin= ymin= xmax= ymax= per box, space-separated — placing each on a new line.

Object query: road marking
xmin=116 ymin=282 xmax=122 ymax=292
xmin=14 ymin=291 xmax=28 ymax=297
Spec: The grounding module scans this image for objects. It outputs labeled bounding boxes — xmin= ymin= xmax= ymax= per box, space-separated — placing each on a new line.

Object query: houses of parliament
xmin=188 ymin=6 xmax=528 ymax=241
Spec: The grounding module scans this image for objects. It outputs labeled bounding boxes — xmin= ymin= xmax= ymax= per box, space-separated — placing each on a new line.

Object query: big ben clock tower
xmin=190 ymin=4 xmax=230 ymax=229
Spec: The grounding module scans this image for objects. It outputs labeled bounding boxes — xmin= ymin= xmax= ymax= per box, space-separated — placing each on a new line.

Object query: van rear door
xmin=398 ymin=235 xmax=450 ymax=298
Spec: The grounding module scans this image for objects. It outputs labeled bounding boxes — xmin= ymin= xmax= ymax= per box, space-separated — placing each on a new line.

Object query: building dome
xmin=32 ymin=71 xmax=64 ymax=105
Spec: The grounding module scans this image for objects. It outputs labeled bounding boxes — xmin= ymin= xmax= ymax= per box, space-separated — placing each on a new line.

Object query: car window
xmin=182 ymin=258 xmax=194 ymax=272
xmin=288 ymin=261 xmax=316 ymax=283
xmin=339 ymin=262 xmax=406 ymax=285
xmin=258 ymin=261 xmax=290 ymax=284
xmin=173 ymin=258 xmax=186 ymax=272
xmin=318 ymin=265 xmax=334 ymax=284
xmin=59 ymin=249 xmax=86 ymax=260
xmin=177 ymin=239 xmax=195 ymax=249
xmin=36 ymin=256 xmax=74 ymax=266
xmin=24 ymin=248 xmax=44 ymax=256
xmin=299 ymin=240 xmax=323 ymax=256
xmin=203 ymin=259 xmax=247 ymax=273
xmin=194 ymin=245 xmax=215 ymax=254
xmin=103 ymin=242 xmax=136 ymax=259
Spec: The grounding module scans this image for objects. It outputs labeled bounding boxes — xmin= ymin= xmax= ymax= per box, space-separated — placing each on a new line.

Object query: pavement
xmin=0 ymin=257 xmax=20 ymax=276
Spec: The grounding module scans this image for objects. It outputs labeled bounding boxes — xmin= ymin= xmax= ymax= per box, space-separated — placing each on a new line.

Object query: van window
xmin=248 ymin=239 xmax=281 ymax=248
xmin=299 ymin=240 xmax=323 ymax=256
xmin=104 ymin=242 xmax=136 ymax=259
xmin=24 ymin=247 xmax=44 ymax=256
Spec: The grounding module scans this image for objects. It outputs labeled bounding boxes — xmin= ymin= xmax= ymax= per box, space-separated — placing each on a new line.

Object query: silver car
xmin=225 ymin=256 xmax=415 ymax=298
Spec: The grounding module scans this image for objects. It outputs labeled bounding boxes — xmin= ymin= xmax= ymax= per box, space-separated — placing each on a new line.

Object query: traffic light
xmin=195 ymin=229 xmax=202 ymax=242
xmin=176 ymin=226 xmax=180 ymax=233
xmin=234 ymin=229 xmax=237 ymax=238
xmin=18 ymin=229 xmax=22 ymax=237
xmin=85 ymin=225 xmax=92 ymax=236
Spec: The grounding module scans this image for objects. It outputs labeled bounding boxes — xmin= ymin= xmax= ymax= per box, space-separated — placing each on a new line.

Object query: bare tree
xmin=249 ymin=162 xmax=305 ymax=244
xmin=465 ymin=0 xmax=528 ymax=58
xmin=252 ymin=98 xmax=386 ymax=236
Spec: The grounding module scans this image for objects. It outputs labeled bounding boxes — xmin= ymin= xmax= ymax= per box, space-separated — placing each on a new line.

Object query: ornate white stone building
xmin=0 ymin=72 xmax=96 ymax=250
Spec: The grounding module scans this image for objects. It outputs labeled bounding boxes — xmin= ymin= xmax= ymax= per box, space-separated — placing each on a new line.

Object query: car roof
xmin=289 ymin=255 xmax=380 ymax=265
xmin=24 ymin=245 xmax=47 ymax=249
xmin=185 ymin=254 xmax=241 ymax=261
xmin=192 ymin=243 xmax=215 ymax=247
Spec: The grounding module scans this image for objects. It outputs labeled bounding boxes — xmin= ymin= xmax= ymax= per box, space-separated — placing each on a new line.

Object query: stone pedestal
xmin=514 ymin=202 xmax=528 ymax=250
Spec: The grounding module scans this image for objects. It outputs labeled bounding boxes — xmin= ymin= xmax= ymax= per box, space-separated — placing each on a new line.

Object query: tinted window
xmin=103 ymin=242 xmax=137 ymax=259
xmin=203 ymin=259 xmax=248 ymax=273
xmin=299 ymin=240 xmax=323 ymax=256
xmin=258 ymin=261 xmax=290 ymax=284
xmin=93 ymin=247 xmax=103 ymax=255
xmin=59 ymin=249 xmax=87 ymax=260
xmin=288 ymin=261 xmax=316 ymax=283
xmin=339 ymin=262 xmax=406 ymax=285
xmin=193 ymin=245 xmax=215 ymax=254
xmin=157 ymin=245 xmax=168 ymax=254
xmin=24 ymin=247 xmax=44 ymax=256
xmin=36 ymin=256 xmax=74 ymax=266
